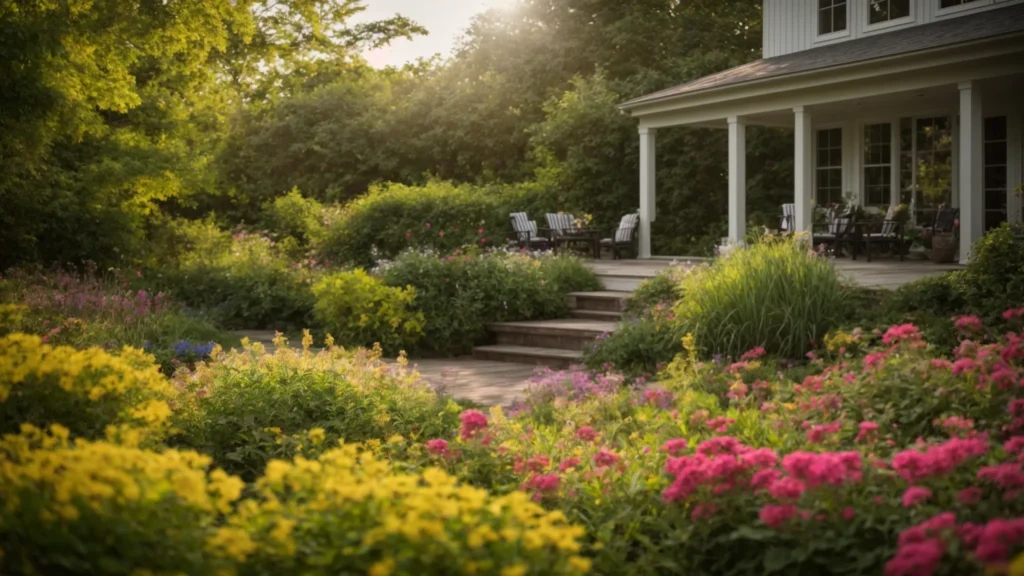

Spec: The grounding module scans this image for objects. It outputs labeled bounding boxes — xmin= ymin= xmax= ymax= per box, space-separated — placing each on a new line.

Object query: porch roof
xmin=620 ymin=3 xmax=1024 ymax=110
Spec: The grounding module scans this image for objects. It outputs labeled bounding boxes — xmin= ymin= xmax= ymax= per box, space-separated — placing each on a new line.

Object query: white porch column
xmin=727 ymin=116 xmax=747 ymax=244
xmin=958 ymin=81 xmax=984 ymax=264
xmin=794 ymin=107 xmax=814 ymax=240
xmin=638 ymin=126 xmax=656 ymax=259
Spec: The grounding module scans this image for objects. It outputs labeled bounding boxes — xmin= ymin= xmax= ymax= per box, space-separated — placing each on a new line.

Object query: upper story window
xmin=940 ymin=0 xmax=982 ymax=7
xmin=868 ymin=0 xmax=911 ymax=24
xmin=818 ymin=0 xmax=848 ymax=35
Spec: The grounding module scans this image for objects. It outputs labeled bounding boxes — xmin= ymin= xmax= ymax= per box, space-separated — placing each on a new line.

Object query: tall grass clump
xmin=675 ymin=236 xmax=850 ymax=359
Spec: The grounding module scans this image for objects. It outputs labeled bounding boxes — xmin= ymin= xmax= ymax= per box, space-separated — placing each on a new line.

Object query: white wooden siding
xmin=763 ymin=0 xmax=1024 ymax=59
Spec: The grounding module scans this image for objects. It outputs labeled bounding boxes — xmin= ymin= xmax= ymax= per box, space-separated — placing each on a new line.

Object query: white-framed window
xmin=900 ymin=116 xmax=954 ymax=223
xmin=983 ymin=116 xmax=1008 ymax=232
xmin=863 ymin=123 xmax=892 ymax=207
xmin=868 ymin=0 xmax=912 ymax=25
xmin=815 ymin=128 xmax=843 ymax=206
xmin=818 ymin=0 xmax=848 ymax=36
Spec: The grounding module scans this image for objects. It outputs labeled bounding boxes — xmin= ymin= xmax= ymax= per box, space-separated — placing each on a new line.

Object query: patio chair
xmin=814 ymin=215 xmax=856 ymax=258
xmin=859 ymin=218 xmax=905 ymax=262
xmin=546 ymin=212 xmax=600 ymax=256
xmin=780 ymin=203 xmax=795 ymax=232
xmin=599 ymin=212 xmax=640 ymax=259
xmin=931 ymin=207 xmax=959 ymax=235
xmin=509 ymin=212 xmax=550 ymax=250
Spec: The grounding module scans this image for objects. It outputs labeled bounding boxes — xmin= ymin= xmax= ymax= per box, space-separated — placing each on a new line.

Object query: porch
xmin=586 ymin=257 xmax=964 ymax=292
xmin=620 ymin=9 xmax=1024 ymax=265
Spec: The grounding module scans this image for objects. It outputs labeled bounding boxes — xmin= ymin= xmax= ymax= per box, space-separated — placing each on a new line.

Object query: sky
xmin=353 ymin=0 xmax=512 ymax=67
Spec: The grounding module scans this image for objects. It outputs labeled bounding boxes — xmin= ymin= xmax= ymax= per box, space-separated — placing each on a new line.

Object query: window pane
xmin=985 ymin=166 xmax=1007 ymax=189
xmin=869 ymin=0 xmax=889 ymax=24
xmin=985 ymin=189 xmax=1007 ymax=210
xmin=834 ymin=3 xmax=847 ymax=31
xmin=891 ymin=0 xmax=910 ymax=19
xmin=985 ymin=116 xmax=1007 ymax=141
xmin=985 ymin=141 xmax=1007 ymax=166
xmin=829 ymin=147 xmax=842 ymax=167
xmin=819 ymin=0 xmax=832 ymax=8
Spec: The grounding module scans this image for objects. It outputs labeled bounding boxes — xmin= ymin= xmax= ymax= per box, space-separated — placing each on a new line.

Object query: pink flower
xmin=768 ymin=476 xmax=807 ymax=501
xmin=856 ymin=421 xmax=879 ymax=443
xmin=974 ymin=518 xmax=1024 ymax=563
xmin=951 ymin=358 xmax=978 ymax=375
xmin=882 ymin=324 xmax=921 ymax=345
xmin=885 ymin=539 xmax=944 ymax=576
xmin=891 ymin=437 xmax=989 ymax=482
xmin=1005 ymin=437 xmax=1024 ymax=460
xmin=1003 ymin=307 xmax=1024 ymax=320
xmin=750 ymin=469 xmax=781 ymax=492
xmin=704 ymin=416 xmax=734 ymax=433
xmin=864 ymin=352 xmax=886 ymax=370
xmin=576 ymin=426 xmax=598 ymax=442
xmin=660 ymin=438 xmax=689 ymax=456
xmin=726 ymin=382 xmax=748 ymax=402
xmin=477 ymin=227 xmax=484 ymax=235
xmin=593 ymin=448 xmax=621 ymax=467
xmin=523 ymin=473 xmax=560 ymax=493
xmin=405 ymin=231 xmax=412 ymax=239
xmin=691 ymin=503 xmax=718 ymax=521
xmin=558 ymin=457 xmax=581 ymax=472
xmin=425 ymin=439 xmax=449 ymax=455
xmin=525 ymin=455 xmax=550 ymax=472
xmin=782 ymin=451 xmax=862 ymax=487
xmin=930 ymin=359 xmax=953 ymax=370
xmin=759 ymin=504 xmax=798 ymax=528
xmin=459 ymin=409 xmax=488 ymax=441
xmin=806 ymin=421 xmax=841 ymax=443
xmin=902 ymin=486 xmax=933 ymax=507
xmin=977 ymin=463 xmax=1024 ymax=492
xmin=953 ymin=315 xmax=983 ymax=333
xmin=438 ymin=231 xmax=445 ymax=237
xmin=957 ymin=487 xmax=983 ymax=505
xmin=696 ymin=436 xmax=750 ymax=457
xmin=936 ymin=416 xmax=974 ymax=437
xmin=740 ymin=346 xmax=766 ymax=361
xmin=842 ymin=507 xmax=856 ymax=520
xmin=425 ymin=222 xmax=431 ymax=228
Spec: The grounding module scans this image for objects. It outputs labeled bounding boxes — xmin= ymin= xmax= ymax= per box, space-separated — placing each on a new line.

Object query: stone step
xmin=595 ymin=274 xmax=645 ymax=292
xmin=569 ymin=309 xmax=623 ymax=321
xmin=487 ymin=319 xmax=616 ymax=351
xmin=566 ymin=291 xmax=631 ymax=312
xmin=472 ymin=344 xmax=582 ymax=369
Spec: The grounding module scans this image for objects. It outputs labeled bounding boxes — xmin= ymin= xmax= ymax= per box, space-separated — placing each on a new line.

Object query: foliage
xmin=259 ymin=188 xmax=324 ymax=257
xmin=950 ymin=224 xmax=1024 ymax=320
xmin=312 ymin=269 xmax=425 ymax=354
xmin=583 ymin=310 xmax=684 ymax=379
xmin=377 ymin=249 xmax=601 ymax=355
xmin=624 ymin=264 xmax=689 ymax=315
xmin=0 ymin=426 xmax=245 ymax=576
xmin=170 ymin=336 xmax=461 ymax=480
xmin=675 ymin=237 xmax=850 ymax=359
xmin=150 ymin=223 xmax=316 ymax=330
xmin=0 ymin=334 xmax=175 ymax=443
xmin=0 ymin=265 xmax=232 ymax=352
xmin=227 ymin=445 xmax=591 ymax=575
xmin=316 ymin=179 xmax=563 ymax=267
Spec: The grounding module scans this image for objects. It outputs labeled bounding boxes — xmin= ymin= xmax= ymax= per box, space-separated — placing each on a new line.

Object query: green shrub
xmin=312 ymin=269 xmax=425 ymax=354
xmin=583 ymin=314 xmax=683 ymax=378
xmin=951 ymin=223 xmax=1024 ymax=319
xmin=675 ymin=236 xmax=850 ymax=359
xmin=260 ymin=188 xmax=324 ymax=257
xmin=150 ymin=223 xmax=316 ymax=330
xmin=378 ymin=249 xmax=601 ymax=355
xmin=170 ymin=341 xmax=461 ymax=480
xmin=625 ymin=264 xmax=689 ymax=315
xmin=316 ymin=180 xmax=564 ymax=267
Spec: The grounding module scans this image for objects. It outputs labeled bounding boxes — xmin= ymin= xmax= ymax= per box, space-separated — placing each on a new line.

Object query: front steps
xmin=471 ymin=291 xmax=629 ymax=368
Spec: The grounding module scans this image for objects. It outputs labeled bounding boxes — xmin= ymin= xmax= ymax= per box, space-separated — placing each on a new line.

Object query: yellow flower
xmin=207 ymin=527 xmax=256 ymax=562
xmin=568 ymin=556 xmax=592 ymax=573
xmin=308 ymin=428 xmax=326 ymax=445
xmin=368 ymin=558 xmax=395 ymax=576
xmin=501 ymin=565 xmax=527 ymax=576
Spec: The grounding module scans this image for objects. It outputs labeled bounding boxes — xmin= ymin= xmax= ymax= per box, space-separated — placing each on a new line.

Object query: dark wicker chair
xmin=599 ymin=213 xmax=640 ymax=259
xmin=859 ymin=218 xmax=905 ymax=261
xmin=815 ymin=215 xmax=856 ymax=258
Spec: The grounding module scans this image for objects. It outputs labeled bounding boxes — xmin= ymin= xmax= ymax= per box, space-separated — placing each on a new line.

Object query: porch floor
xmin=586 ymin=257 xmax=963 ymax=291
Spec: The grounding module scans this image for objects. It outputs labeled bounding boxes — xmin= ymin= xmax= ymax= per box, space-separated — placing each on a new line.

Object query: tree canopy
xmin=0 ymin=0 xmax=789 ymax=268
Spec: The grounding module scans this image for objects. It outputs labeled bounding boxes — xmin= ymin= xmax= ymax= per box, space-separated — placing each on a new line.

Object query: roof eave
xmin=617 ymin=31 xmax=1024 ymax=114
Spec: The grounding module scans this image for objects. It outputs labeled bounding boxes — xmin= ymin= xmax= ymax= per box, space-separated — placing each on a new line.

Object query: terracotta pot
xmin=929 ymin=234 xmax=957 ymax=263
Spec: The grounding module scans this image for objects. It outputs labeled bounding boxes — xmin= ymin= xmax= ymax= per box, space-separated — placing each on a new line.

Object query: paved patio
xmin=405 ymin=358 xmax=538 ymax=407
xmin=587 ymin=256 xmax=963 ymax=291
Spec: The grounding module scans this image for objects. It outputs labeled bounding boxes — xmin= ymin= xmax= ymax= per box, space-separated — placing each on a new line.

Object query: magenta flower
xmin=425 ymin=439 xmax=449 ymax=456
xmin=459 ymin=409 xmax=488 ymax=441
xmin=902 ymin=486 xmax=933 ymax=507
xmin=593 ymin=448 xmax=621 ymax=467
xmin=957 ymin=487 xmax=983 ymax=505
xmin=953 ymin=315 xmax=983 ymax=333
xmin=856 ymin=421 xmax=879 ymax=443
xmin=759 ymin=504 xmax=798 ymax=528
xmin=575 ymin=426 xmax=598 ymax=442
xmin=558 ymin=457 xmax=581 ymax=472
xmin=660 ymin=438 xmax=689 ymax=457
xmin=523 ymin=473 xmax=560 ymax=493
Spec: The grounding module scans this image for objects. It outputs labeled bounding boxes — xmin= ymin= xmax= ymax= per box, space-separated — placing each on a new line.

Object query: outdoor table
xmin=553 ymin=228 xmax=601 ymax=258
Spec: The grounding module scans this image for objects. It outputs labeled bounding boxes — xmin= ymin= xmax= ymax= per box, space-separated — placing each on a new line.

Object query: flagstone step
xmin=569 ymin=309 xmax=623 ymax=321
xmin=487 ymin=319 xmax=617 ymax=351
xmin=566 ymin=291 xmax=631 ymax=312
xmin=471 ymin=344 xmax=582 ymax=369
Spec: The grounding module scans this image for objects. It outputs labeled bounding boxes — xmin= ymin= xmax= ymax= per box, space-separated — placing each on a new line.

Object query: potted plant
xmin=930 ymin=210 xmax=958 ymax=263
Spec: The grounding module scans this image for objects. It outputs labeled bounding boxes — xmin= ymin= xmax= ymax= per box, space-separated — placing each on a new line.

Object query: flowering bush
xmin=170 ymin=334 xmax=461 ymax=480
xmin=227 ymin=444 xmax=592 ymax=575
xmin=0 ymin=425 xmax=245 ymax=575
xmin=0 ymin=333 xmax=175 ymax=443
xmin=312 ymin=268 xmax=425 ymax=354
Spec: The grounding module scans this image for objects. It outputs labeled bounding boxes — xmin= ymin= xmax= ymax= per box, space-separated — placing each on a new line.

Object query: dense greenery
xmin=2 ymin=0 xmax=788 ymax=271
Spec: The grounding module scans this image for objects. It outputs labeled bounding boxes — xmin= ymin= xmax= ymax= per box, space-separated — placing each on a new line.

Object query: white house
xmin=619 ymin=0 xmax=1024 ymax=264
